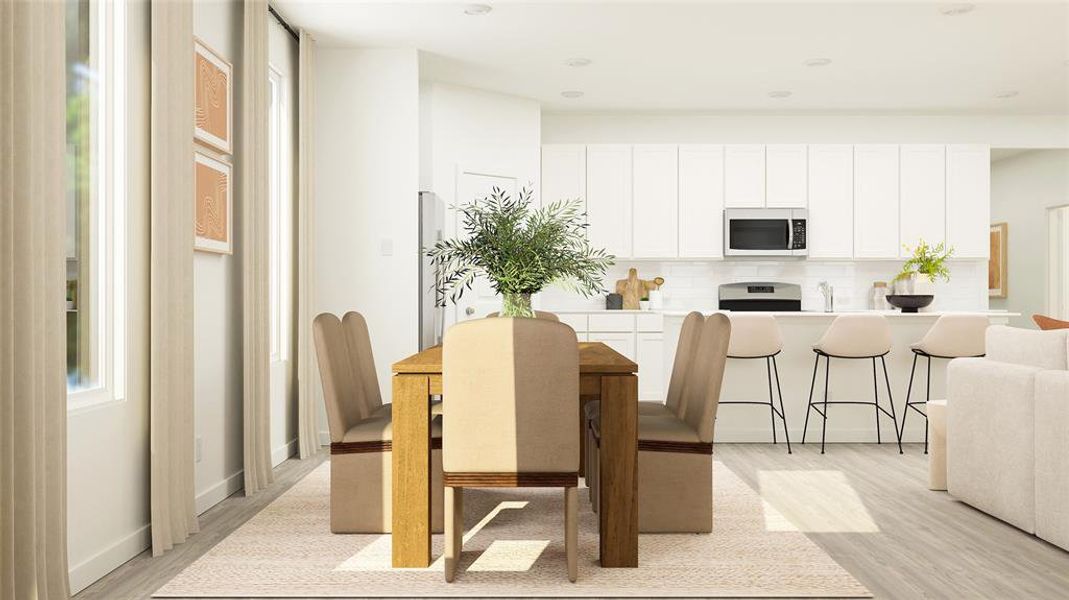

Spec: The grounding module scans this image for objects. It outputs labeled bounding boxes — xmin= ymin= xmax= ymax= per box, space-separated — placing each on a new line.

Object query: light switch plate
xmin=379 ymin=238 xmax=394 ymax=256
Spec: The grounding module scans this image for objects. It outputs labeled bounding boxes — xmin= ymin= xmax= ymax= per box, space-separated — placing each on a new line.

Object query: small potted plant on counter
xmin=426 ymin=187 xmax=614 ymax=317
xmin=887 ymin=240 xmax=954 ymax=312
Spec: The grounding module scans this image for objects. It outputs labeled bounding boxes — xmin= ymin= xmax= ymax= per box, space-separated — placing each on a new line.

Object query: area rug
xmin=154 ymin=461 xmax=870 ymax=598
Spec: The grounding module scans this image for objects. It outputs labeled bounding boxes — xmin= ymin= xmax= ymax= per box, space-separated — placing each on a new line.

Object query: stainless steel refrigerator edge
xmin=419 ymin=192 xmax=446 ymax=349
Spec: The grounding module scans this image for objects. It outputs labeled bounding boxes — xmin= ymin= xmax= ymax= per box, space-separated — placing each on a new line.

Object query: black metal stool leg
xmin=766 ymin=357 xmax=777 ymax=444
xmin=802 ymin=353 xmax=819 ymax=445
xmin=924 ymin=355 xmax=931 ymax=454
xmin=871 ymin=357 xmax=882 ymax=444
xmin=821 ymin=355 xmax=830 ymax=454
xmin=900 ymin=353 xmax=918 ymax=447
xmin=880 ymin=355 xmax=903 ymax=454
xmin=772 ymin=356 xmax=791 ymax=454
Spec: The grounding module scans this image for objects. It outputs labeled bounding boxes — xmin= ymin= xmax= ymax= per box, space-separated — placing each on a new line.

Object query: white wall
xmin=990 ymin=150 xmax=1069 ymax=327
xmin=314 ymin=48 xmax=420 ymax=422
xmin=66 ymin=1 xmax=151 ymax=592
xmin=192 ymin=0 xmax=245 ymax=515
xmin=543 ymin=113 xmax=1069 ymax=148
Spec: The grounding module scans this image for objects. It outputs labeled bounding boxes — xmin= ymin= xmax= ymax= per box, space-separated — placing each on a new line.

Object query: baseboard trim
xmin=195 ymin=470 xmax=245 ymax=515
xmin=272 ymin=438 xmax=299 ymax=467
xmin=68 ymin=524 xmax=151 ymax=595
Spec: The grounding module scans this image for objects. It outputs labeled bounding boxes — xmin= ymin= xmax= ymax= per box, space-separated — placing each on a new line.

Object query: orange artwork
xmin=988 ymin=222 xmax=1007 ymax=298
xmin=194 ymin=40 xmax=232 ymax=154
xmin=195 ymin=152 xmax=232 ymax=254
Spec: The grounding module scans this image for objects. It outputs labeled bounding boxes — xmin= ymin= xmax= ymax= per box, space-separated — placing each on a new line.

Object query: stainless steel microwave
xmin=724 ymin=208 xmax=808 ymax=257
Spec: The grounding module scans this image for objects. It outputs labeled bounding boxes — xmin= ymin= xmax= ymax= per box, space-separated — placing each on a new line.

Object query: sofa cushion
xmin=1035 ymin=370 xmax=1069 ymax=551
xmin=985 ymin=326 xmax=1068 ymax=371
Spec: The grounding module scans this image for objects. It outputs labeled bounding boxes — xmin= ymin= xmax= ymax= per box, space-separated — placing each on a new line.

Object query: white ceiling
xmin=276 ymin=1 xmax=1069 ymax=114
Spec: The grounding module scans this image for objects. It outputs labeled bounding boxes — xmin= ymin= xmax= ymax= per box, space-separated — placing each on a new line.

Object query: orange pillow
xmin=1033 ymin=314 xmax=1069 ymax=330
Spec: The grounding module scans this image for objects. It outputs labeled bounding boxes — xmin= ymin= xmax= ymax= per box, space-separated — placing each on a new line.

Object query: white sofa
xmin=946 ymin=325 xmax=1069 ymax=551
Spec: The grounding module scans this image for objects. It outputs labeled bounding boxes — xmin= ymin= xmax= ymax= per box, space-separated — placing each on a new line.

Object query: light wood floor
xmin=74 ymin=444 xmax=1069 ymax=600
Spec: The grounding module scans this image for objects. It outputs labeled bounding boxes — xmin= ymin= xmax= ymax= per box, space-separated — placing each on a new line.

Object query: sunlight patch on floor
xmin=333 ymin=500 xmax=530 ymax=572
xmin=466 ymin=540 xmax=550 ymax=572
xmin=758 ymin=470 xmax=879 ymax=533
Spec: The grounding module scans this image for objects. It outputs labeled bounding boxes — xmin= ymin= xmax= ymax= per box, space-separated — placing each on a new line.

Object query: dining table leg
xmin=598 ymin=373 xmax=639 ymax=568
xmin=391 ymin=374 xmax=431 ymax=568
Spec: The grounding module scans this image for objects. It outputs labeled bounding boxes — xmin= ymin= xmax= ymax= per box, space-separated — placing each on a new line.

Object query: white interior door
xmin=451 ymin=169 xmax=519 ymax=324
xmin=1050 ymin=205 xmax=1069 ymax=320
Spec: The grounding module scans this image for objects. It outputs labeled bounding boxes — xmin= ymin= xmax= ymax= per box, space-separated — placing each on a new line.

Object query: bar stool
xmin=900 ymin=314 xmax=988 ymax=453
xmin=723 ymin=314 xmax=791 ymax=453
xmin=802 ymin=314 xmax=902 ymax=454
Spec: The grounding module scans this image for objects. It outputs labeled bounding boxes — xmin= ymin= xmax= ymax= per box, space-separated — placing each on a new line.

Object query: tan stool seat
xmin=727 ymin=314 xmax=783 ymax=358
xmin=813 ymin=313 xmax=892 ymax=357
xmin=910 ymin=314 xmax=988 ymax=358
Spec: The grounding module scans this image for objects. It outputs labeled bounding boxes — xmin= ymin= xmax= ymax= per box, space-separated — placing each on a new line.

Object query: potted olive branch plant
xmin=893 ymin=239 xmax=954 ymax=296
xmin=425 ymin=187 xmax=615 ymax=318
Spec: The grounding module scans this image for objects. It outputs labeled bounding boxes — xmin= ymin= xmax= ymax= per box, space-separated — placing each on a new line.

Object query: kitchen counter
xmin=662 ymin=310 xmax=1021 ymax=318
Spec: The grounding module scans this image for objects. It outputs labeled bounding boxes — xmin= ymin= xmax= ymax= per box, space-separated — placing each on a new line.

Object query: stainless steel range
xmin=718 ymin=282 xmax=802 ymax=312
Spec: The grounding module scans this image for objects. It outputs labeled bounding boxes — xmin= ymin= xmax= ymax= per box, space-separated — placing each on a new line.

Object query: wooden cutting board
xmin=614 ymin=268 xmax=663 ymax=310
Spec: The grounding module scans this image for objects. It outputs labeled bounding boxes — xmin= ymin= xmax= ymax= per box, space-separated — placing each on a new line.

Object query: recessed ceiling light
xmin=463 ymin=4 xmax=492 ymax=16
xmin=565 ymin=57 xmax=592 ymax=68
xmin=803 ymin=58 xmax=832 ymax=67
xmin=939 ymin=3 xmax=975 ymax=16
xmin=994 ymin=90 xmax=1019 ymax=99
xmin=768 ymin=90 xmax=792 ymax=99
xmin=561 ymin=90 xmax=584 ymax=99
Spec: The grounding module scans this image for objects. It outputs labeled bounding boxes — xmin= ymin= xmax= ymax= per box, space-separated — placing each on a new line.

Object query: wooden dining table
xmin=389 ymin=341 xmax=639 ymax=569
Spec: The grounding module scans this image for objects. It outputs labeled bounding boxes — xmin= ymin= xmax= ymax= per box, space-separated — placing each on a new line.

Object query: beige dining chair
xmin=589 ymin=313 xmax=731 ymax=532
xmin=442 ymin=317 xmax=580 ymax=582
xmin=585 ymin=311 xmax=705 ymax=507
xmin=314 ymin=311 xmax=444 ymax=533
xmin=486 ymin=310 xmax=560 ymax=321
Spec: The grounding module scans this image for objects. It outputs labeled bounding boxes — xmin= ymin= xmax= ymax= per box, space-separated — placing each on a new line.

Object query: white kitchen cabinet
xmin=632 ymin=145 xmax=679 ymax=258
xmin=899 ymin=145 xmax=946 ymax=255
xmin=724 ymin=145 xmax=766 ymax=208
xmin=765 ymin=145 xmax=808 ymax=208
xmin=853 ymin=145 xmax=900 ymax=258
xmin=636 ymin=333 xmax=664 ymax=401
xmin=588 ymin=313 xmax=635 ymax=332
xmin=807 ymin=145 xmax=854 ymax=258
xmin=588 ymin=331 xmax=636 ymax=362
xmin=541 ymin=144 xmax=586 ymax=208
xmin=586 ymin=145 xmax=633 ymax=258
xmin=946 ymin=144 xmax=991 ymax=258
xmin=678 ymin=145 xmax=725 ymax=258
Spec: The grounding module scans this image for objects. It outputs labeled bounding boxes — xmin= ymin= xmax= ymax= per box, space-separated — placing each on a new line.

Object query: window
xmin=66 ymin=0 xmax=125 ymax=409
xmin=1049 ymin=205 xmax=1069 ymax=320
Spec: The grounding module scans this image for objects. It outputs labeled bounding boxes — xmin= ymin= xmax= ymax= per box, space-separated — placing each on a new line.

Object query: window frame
xmin=269 ymin=65 xmax=283 ymax=363
xmin=67 ymin=0 xmax=126 ymax=414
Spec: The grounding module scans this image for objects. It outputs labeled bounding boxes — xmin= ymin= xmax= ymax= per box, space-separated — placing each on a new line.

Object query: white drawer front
xmin=588 ymin=313 xmax=636 ymax=332
xmin=636 ymin=313 xmax=663 ymax=332
xmin=557 ymin=313 xmax=588 ymax=332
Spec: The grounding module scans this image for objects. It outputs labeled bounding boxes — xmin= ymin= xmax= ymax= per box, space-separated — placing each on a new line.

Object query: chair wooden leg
xmin=565 ymin=486 xmax=578 ymax=582
xmin=444 ymin=486 xmax=462 ymax=582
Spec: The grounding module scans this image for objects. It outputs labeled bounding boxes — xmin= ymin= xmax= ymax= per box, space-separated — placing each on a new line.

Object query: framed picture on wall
xmin=194 ymin=150 xmax=232 ymax=254
xmin=989 ymin=222 xmax=1008 ymax=298
xmin=194 ymin=39 xmax=232 ymax=154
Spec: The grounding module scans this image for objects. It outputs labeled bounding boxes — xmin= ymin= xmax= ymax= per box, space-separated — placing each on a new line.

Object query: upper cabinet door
xmin=586 ymin=145 xmax=633 ymax=258
xmin=766 ymin=145 xmax=808 ymax=208
xmin=853 ymin=145 xmax=900 ymax=258
xmin=946 ymin=144 xmax=991 ymax=258
xmin=632 ymin=145 xmax=679 ymax=258
xmin=899 ymin=145 xmax=946 ymax=256
xmin=678 ymin=145 xmax=725 ymax=258
xmin=807 ymin=145 xmax=854 ymax=258
xmin=541 ymin=144 xmax=586 ymax=209
xmin=724 ymin=145 xmax=766 ymax=208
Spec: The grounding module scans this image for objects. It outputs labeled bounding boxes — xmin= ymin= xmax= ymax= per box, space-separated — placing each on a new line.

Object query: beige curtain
xmin=297 ymin=29 xmax=320 ymax=458
xmin=0 ymin=1 xmax=70 ymax=597
xmin=241 ymin=0 xmax=273 ymax=495
xmin=150 ymin=0 xmax=199 ymax=556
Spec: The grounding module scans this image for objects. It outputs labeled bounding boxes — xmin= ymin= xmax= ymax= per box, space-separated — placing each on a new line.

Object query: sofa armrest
xmin=1036 ymin=370 xmax=1069 ymax=550
xmin=947 ymin=357 xmax=1040 ymax=533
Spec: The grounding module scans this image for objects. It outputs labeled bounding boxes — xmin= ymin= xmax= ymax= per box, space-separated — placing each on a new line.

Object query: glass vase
xmin=501 ymin=292 xmax=535 ymax=318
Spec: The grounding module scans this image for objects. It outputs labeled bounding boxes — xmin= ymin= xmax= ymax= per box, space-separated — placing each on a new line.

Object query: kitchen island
xmin=662 ymin=310 xmax=1018 ymax=444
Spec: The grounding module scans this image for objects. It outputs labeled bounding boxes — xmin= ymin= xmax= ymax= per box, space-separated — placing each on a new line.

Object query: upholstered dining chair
xmin=442 ymin=317 xmax=580 ymax=582
xmin=486 ymin=310 xmax=561 ymax=321
xmin=313 ymin=312 xmax=444 ymax=533
xmin=589 ymin=313 xmax=731 ymax=533
xmin=1034 ymin=314 xmax=1069 ymax=330
xmin=585 ymin=311 xmax=705 ymax=508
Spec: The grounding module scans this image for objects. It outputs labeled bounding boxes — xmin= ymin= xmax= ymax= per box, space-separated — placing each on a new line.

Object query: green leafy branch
xmin=894 ymin=239 xmax=954 ymax=283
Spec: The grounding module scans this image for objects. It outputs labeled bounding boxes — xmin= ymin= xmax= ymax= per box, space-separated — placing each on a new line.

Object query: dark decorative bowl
xmin=886 ymin=295 xmax=934 ymax=313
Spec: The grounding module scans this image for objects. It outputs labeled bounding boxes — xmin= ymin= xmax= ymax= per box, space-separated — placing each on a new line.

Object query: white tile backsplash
xmin=538 ymin=259 xmax=989 ymax=313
